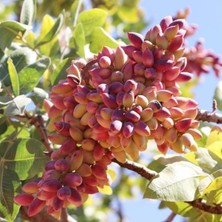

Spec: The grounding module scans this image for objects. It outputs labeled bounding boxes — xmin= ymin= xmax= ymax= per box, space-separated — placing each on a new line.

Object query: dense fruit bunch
xmin=14 ymin=16 xmax=202 ymax=218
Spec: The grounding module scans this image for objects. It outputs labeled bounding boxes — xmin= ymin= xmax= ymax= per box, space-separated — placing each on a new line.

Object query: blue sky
xmin=123 ymin=1 xmax=222 ymax=222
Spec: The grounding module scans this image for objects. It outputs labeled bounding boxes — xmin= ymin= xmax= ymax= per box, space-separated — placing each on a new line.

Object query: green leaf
xmin=72 ymin=23 xmax=85 ymax=57
xmin=144 ymin=161 xmax=205 ymax=201
xmin=90 ymin=27 xmax=119 ymax=53
xmin=18 ymin=57 xmax=50 ymax=94
xmin=35 ymin=14 xmax=64 ymax=47
xmin=206 ymin=127 xmax=222 ymax=148
xmin=203 ymin=176 xmax=222 ymax=195
xmin=4 ymin=95 xmax=32 ymax=116
xmin=20 ymin=0 xmax=36 ymax=26
xmin=0 ymin=21 xmax=30 ymax=51
xmin=51 ymin=57 xmax=73 ymax=84
xmin=77 ymin=9 xmax=107 ymax=36
xmin=118 ymin=6 xmax=140 ymax=23
xmin=214 ymin=81 xmax=222 ymax=111
xmin=7 ymin=58 xmax=19 ymax=96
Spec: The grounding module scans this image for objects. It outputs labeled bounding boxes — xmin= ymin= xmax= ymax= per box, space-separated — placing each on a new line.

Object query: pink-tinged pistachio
xmin=125 ymin=110 xmax=141 ymax=122
xmin=97 ymin=83 xmax=109 ymax=94
xmin=86 ymin=101 xmax=98 ymax=113
xmin=147 ymin=118 xmax=159 ymax=130
xmin=180 ymin=133 xmax=198 ymax=151
xmin=48 ymin=133 xmax=68 ymax=145
xmin=164 ymin=127 xmax=177 ymax=143
xmin=166 ymin=86 xmax=181 ymax=97
xmin=168 ymin=107 xmax=184 ymax=119
xmin=141 ymin=40 xmax=155 ymax=51
xmin=132 ymin=50 xmax=143 ymax=63
xmin=175 ymin=118 xmax=192 ymax=132
xmin=80 ymin=112 xmax=93 ymax=126
xmin=127 ymin=32 xmax=144 ymax=49
xmin=100 ymin=107 xmax=112 ymax=120
xmin=64 ymin=173 xmax=83 ymax=188
xmin=132 ymin=133 xmax=147 ymax=151
xmin=99 ymin=46 xmax=115 ymax=59
xmin=169 ymin=19 xmax=185 ymax=29
xmin=45 ymin=161 xmax=56 ymax=171
xmin=98 ymin=56 xmax=112 ymax=68
xmin=124 ymin=79 xmax=138 ymax=92
xmin=157 ymin=143 xmax=168 ymax=154
xmin=151 ymin=80 xmax=164 ymax=90
xmin=14 ymin=193 xmax=34 ymax=206
xmin=110 ymin=120 xmax=123 ymax=134
xmin=176 ymin=97 xmax=198 ymax=109
xmin=93 ymin=144 xmax=105 ymax=161
xmin=101 ymin=93 xmax=118 ymax=109
xmin=152 ymin=124 xmax=164 ymax=140
xmin=122 ymin=62 xmax=134 ymax=81
xmin=125 ymin=141 xmax=139 ymax=160
xmin=144 ymin=67 xmax=156 ymax=80
xmin=184 ymin=108 xmax=198 ymax=119
xmin=116 ymin=91 xmax=125 ymax=106
xmin=83 ymin=174 xmax=97 ymax=186
xmin=108 ymin=136 xmax=121 ymax=148
xmin=109 ymin=82 xmax=124 ymax=94
xmin=111 ymin=70 xmax=124 ymax=82
xmin=63 ymin=96 xmax=77 ymax=110
xmin=111 ymin=109 xmax=125 ymax=121
xmin=74 ymin=92 xmax=88 ymax=104
xmin=171 ymin=139 xmax=184 ymax=153
xmin=154 ymin=107 xmax=171 ymax=122
xmin=112 ymin=150 xmax=126 ymax=163
xmin=70 ymin=150 xmax=84 ymax=171
xmin=92 ymin=164 xmax=108 ymax=180
xmin=120 ymin=136 xmax=132 ymax=148
xmin=22 ymin=180 xmax=39 ymax=194
xmin=175 ymin=72 xmax=193 ymax=82
xmin=135 ymin=94 xmax=149 ymax=108
xmin=122 ymin=122 xmax=134 ymax=138
xmin=148 ymin=25 xmax=162 ymax=43
xmin=54 ymin=159 xmax=70 ymax=172
xmin=156 ymin=33 xmax=169 ymax=49
xmin=99 ymin=68 xmax=112 ymax=79
xmin=40 ymin=179 xmax=62 ymax=192
xmin=174 ymin=48 xmax=185 ymax=60
xmin=134 ymin=121 xmax=151 ymax=136
xmin=51 ymin=81 xmax=73 ymax=94
xmin=76 ymin=163 xmax=92 ymax=177
xmin=154 ymin=59 xmax=174 ymax=72
xmin=162 ymin=97 xmax=178 ymax=108
xmin=160 ymin=16 xmax=173 ymax=32
xmin=87 ymin=91 xmax=103 ymax=103
xmin=60 ymin=139 xmax=76 ymax=155
xmin=96 ymin=114 xmax=111 ymax=129
xmin=69 ymin=126 xmax=83 ymax=142
xmin=122 ymin=91 xmax=135 ymax=108
xmin=67 ymin=74 xmax=80 ymax=87
xmin=66 ymin=63 xmax=81 ymax=80
xmin=54 ymin=122 xmax=70 ymax=136
xmin=141 ymin=107 xmax=153 ymax=122
xmin=175 ymin=57 xmax=187 ymax=71
xmin=43 ymin=99 xmax=53 ymax=112
xmin=27 ymin=198 xmax=45 ymax=217
xmin=148 ymin=100 xmax=162 ymax=112
xmin=67 ymin=188 xmax=82 ymax=206
xmin=187 ymin=128 xmax=202 ymax=140
xmin=142 ymin=48 xmax=154 ymax=67
xmin=163 ymin=66 xmax=180 ymax=81
xmin=157 ymin=90 xmax=173 ymax=102
xmin=134 ymin=63 xmax=145 ymax=76
xmin=113 ymin=46 xmax=128 ymax=69
xmin=190 ymin=120 xmax=199 ymax=128
xmin=132 ymin=104 xmax=143 ymax=114
xmin=121 ymin=45 xmax=136 ymax=58
xmin=162 ymin=117 xmax=174 ymax=129
xmin=57 ymin=186 xmax=71 ymax=201
xmin=51 ymin=96 xmax=66 ymax=110
xmin=164 ymin=25 xmax=179 ymax=42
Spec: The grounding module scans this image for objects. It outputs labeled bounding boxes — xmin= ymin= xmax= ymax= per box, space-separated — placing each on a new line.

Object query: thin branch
xmin=164 ymin=212 xmax=177 ymax=222
xmin=112 ymin=159 xmax=222 ymax=215
xmin=196 ymin=109 xmax=222 ymax=124
xmin=112 ymin=158 xmax=158 ymax=180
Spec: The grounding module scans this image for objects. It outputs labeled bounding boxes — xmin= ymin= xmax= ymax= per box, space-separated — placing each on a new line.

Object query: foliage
xmin=0 ymin=0 xmax=221 ymax=222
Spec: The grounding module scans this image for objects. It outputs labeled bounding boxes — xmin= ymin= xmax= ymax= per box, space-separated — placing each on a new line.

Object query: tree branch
xmin=112 ymin=159 xmax=222 ymax=215
xmin=196 ymin=109 xmax=222 ymax=124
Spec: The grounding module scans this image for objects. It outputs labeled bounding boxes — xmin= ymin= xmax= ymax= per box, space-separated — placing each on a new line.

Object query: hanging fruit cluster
xmin=14 ymin=16 xmax=202 ymax=219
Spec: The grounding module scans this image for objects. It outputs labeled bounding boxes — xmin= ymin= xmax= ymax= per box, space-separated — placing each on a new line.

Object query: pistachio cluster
xmin=14 ymin=16 xmax=202 ymax=218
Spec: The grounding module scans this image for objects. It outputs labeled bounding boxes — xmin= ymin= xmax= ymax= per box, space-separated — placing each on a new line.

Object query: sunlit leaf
xmin=18 ymin=57 xmax=50 ymax=94
xmin=7 ymin=58 xmax=19 ymax=96
xmin=20 ymin=0 xmax=36 ymax=26
xmin=77 ymin=9 xmax=107 ymax=36
xmin=72 ymin=23 xmax=85 ymax=57
xmin=206 ymin=127 xmax=222 ymax=148
xmin=118 ymin=6 xmax=139 ymax=23
xmin=4 ymin=95 xmax=32 ymax=116
xmin=90 ymin=27 xmax=119 ymax=53
xmin=98 ymin=185 xmax=112 ymax=195
xmin=203 ymin=176 xmax=222 ymax=195
xmin=144 ymin=161 xmax=205 ymax=201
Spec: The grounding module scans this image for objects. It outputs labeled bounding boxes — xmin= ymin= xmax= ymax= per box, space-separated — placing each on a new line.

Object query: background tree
xmin=0 ymin=0 xmax=221 ymax=222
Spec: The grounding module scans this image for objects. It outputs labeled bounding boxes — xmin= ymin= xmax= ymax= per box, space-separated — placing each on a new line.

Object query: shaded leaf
xmin=72 ymin=23 xmax=85 ymax=57
xmin=90 ymin=27 xmax=119 ymax=53
xmin=18 ymin=57 xmax=50 ymax=94
xmin=0 ymin=21 xmax=30 ymax=50
xmin=7 ymin=58 xmax=19 ymax=96
xmin=144 ymin=161 xmax=205 ymax=201
xmin=35 ymin=14 xmax=64 ymax=47
xmin=20 ymin=0 xmax=36 ymax=26
xmin=4 ymin=95 xmax=32 ymax=116
xmin=77 ymin=9 xmax=107 ymax=36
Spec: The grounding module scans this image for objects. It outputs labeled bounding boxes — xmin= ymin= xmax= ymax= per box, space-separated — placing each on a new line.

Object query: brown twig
xmin=164 ymin=212 xmax=177 ymax=222
xmin=196 ymin=109 xmax=222 ymax=124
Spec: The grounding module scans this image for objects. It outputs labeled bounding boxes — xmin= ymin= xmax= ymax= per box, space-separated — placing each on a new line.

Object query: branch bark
xmin=196 ymin=109 xmax=222 ymax=124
